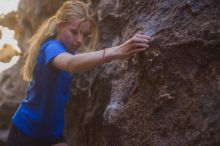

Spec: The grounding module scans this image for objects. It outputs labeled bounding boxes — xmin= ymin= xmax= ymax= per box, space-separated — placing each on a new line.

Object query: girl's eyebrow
xmin=70 ymin=27 xmax=77 ymax=31
xmin=69 ymin=26 xmax=91 ymax=35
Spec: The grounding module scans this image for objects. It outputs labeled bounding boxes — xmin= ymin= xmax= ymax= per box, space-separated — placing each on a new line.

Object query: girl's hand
xmin=108 ymin=31 xmax=151 ymax=60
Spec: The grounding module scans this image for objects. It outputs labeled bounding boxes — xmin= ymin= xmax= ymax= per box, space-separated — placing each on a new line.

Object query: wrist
xmin=106 ymin=46 xmax=120 ymax=60
xmin=102 ymin=47 xmax=116 ymax=62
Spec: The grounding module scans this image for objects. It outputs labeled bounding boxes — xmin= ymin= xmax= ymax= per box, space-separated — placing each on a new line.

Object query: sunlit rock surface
xmin=0 ymin=12 xmax=19 ymax=39
xmin=0 ymin=0 xmax=220 ymax=146
xmin=0 ymin=44 xmax=19 ymax=63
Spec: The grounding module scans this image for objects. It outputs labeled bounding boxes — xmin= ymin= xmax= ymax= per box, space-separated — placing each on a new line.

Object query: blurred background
xmin=0 ymin=0 xmax=20 ymax=73
xmin=0 ymin=1 xmax=62 ymax=145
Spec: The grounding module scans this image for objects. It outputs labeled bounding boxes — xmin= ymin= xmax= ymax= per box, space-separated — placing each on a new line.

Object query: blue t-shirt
xmin=12 ymin=39 xmax=74 ymax=140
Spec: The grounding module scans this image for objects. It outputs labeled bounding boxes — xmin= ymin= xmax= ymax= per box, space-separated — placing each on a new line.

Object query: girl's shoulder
xmin=40 ymin=39 xmax=62 ymax=50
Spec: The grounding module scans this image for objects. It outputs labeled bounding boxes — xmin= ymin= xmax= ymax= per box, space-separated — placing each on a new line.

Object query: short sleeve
xmin=42 ymin=40 xmax=66 ymax=66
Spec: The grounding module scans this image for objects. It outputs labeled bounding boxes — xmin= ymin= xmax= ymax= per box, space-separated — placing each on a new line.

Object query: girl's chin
xmin=69 ymin=47 xmax=79 ymax=54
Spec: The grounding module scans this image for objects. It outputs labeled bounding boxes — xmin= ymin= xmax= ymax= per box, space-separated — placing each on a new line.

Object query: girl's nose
xmin=76 ymin=35 xmax=83 ymax=46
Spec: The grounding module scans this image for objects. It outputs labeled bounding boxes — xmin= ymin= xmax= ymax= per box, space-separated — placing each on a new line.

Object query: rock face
xmin=65 ymin=0 xmax=220 ymax=146
xmin=0 ymin=0 xmax=220 ymax=146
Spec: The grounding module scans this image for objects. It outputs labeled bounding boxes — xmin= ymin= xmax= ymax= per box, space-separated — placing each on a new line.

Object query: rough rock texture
xmin=0 ymin=0 xmax=220 ymax=146
xmin=0 ymin=59 xmax=26 ymax=145
xmin=65 ymin=0 xmax=220 ymax=146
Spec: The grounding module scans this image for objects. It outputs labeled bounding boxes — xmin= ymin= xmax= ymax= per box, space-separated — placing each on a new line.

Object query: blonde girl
xmin=7 ymin=0 xmax=150 ymax=146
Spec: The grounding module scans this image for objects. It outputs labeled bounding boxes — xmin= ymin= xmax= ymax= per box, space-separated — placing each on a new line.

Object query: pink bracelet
xmin=102 ymin=48 xmax=111 ymax=62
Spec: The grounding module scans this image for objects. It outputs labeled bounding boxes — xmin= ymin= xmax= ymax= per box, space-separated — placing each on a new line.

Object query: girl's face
xmin=56 ymin=16 xmax=91 ymax=53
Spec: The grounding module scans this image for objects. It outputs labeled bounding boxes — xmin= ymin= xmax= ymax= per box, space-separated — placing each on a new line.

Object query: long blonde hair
xmin=23 ymin=0 xmax=98 ymax=81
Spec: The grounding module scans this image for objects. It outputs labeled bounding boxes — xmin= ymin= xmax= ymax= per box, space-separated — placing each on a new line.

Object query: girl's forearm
xmin=69 ymin=47 xmax=116 ymax=73
xmin=66 ymin=31 xmax=151 ymax=73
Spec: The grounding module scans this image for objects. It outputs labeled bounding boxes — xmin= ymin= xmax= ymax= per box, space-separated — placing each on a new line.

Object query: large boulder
xmin=65 ymin=0 xmax=220 ymax=146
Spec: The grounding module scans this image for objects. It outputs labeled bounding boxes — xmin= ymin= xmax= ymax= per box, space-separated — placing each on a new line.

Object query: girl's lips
xmin=73 ymin=46 xmax=80 ymax=50
xmin=72 ymin=44 xmax=81 ymax=48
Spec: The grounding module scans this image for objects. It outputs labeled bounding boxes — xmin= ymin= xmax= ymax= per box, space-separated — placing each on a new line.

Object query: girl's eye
xmin=71 ymin=30 xmax=78 ymax=35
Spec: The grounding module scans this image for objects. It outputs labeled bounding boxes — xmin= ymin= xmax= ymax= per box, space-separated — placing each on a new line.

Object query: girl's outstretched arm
xmin=51 ymin=32 xmax=151 ymax=73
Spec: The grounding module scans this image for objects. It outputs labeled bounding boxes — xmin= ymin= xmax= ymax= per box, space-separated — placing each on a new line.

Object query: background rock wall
xmin=0 ymin=0 xmax=219 ymax=146
xmin=0 ymin=0 xmax=62 ymax=145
